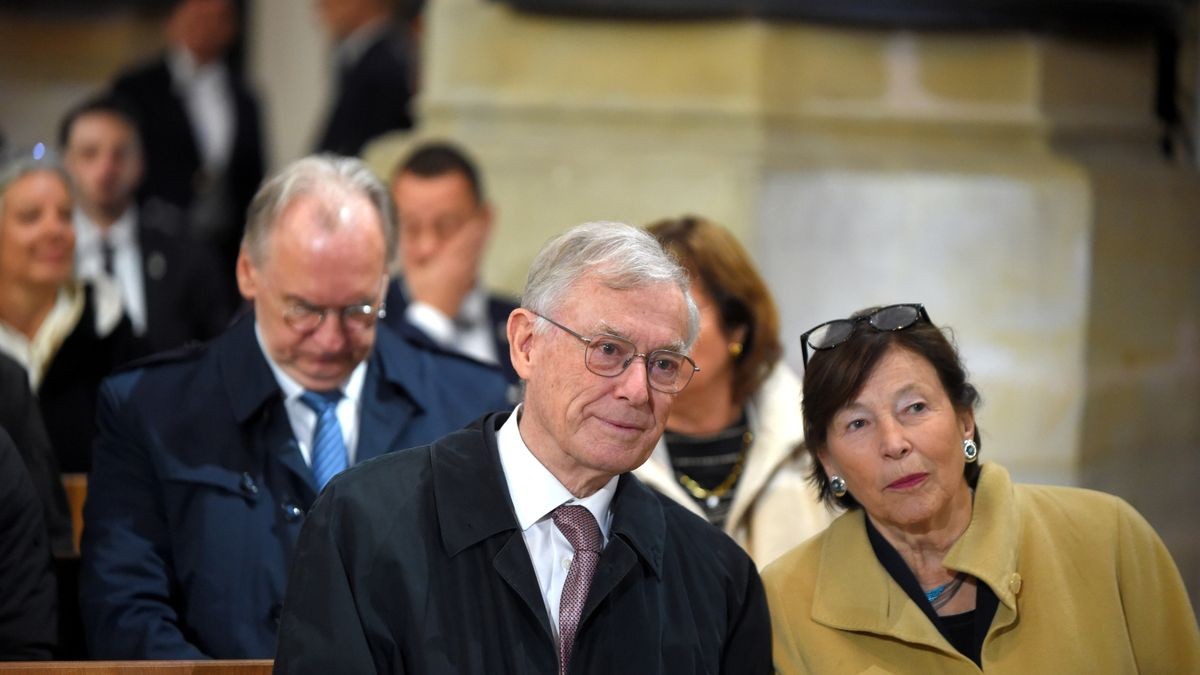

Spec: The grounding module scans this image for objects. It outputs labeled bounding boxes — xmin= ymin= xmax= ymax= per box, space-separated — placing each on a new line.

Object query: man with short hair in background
xmin=314 ymin=0 xmax=416 ymax=156
xmin=384 ymin=141 xmax=519 ymax=381
xmin=112 ymin=0 xmax=265 ymax=283
xmin=60 ymin=94 xmax=232 ymax=353
xmin=80 ymin=155 xmax=511 ymax=659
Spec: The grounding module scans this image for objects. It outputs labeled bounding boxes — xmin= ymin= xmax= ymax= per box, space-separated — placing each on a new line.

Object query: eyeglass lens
xmin=584 ymin=335 xmax=691 ymax=392
xmin=285 ymin=304 xmax=378 ymax=332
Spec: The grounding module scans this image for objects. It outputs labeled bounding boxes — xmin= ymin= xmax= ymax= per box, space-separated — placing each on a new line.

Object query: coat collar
xmin=216 ymin=315 xmax=428 ymax=424
xmin=811 ymin=463 xmax=1021 ymax=652
xmin=217 ymin=313 xmax=282 ymax=424
xmin=433 ymin=411 xmax=665 ymax=579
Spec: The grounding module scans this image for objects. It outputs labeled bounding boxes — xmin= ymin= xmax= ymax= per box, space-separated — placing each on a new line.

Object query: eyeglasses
xmin=283 ymin=301 xmax=388 ymax=333
xmin=534 ymin=313 xmax=699 ymax=394
xmin=283 ymin=300 xmax=387 ymax=333
xmin=800 ymin=303 xmax=930 ymax=365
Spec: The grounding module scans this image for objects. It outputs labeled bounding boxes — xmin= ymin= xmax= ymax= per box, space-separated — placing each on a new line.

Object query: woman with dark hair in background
xmin=763 ymin=303 xmax=1199 ymax=672
xmin=0 ymin=155 xmax=142 ymax=473
xmin=636 ymin=216 xmax=830 ymax=566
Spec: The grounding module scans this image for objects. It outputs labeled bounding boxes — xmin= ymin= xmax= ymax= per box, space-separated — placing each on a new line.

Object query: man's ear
xmin=235 ymin=248 xmax=258 ymax=302
xmin=478 ymin=202 xmax=496 ymax=241
xmin=507 ymin=308 xmax=538 ymax=381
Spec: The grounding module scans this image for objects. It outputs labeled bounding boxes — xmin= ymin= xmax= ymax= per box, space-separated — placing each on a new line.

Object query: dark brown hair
xmin=646 ymin=215 xmax=781 ymax=407
xmin=802 ymin=306 xmax=982 ymax=509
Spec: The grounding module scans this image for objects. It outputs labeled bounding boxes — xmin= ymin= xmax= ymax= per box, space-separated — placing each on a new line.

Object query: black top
xmin=865 ymin=516 xmax=999 ymax=666
xmin=664 ymin=413 xmax=750 ymax=528
xmin=38 ymin=284 xmax=146 ymax=473
xmin=0 ymin=426 xmax=57 ymax=660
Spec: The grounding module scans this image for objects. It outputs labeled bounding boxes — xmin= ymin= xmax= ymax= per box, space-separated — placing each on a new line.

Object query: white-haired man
xmin=276 ymin=222 xmax=772 ymax=674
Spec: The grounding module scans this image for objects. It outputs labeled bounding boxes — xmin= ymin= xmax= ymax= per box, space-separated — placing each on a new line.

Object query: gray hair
xmin=242 ymin=154 xmax=397 ymax=265
xmin=0 ymin=152 xmax=73 ymax=216
xmin=522 ymin=221 xmax=700 ymax=349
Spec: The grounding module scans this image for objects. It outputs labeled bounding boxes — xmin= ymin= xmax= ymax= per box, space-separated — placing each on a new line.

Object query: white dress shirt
xmin=496 ymin=406 xmax=617 ymax=642
xmin=74 ymin=206 xmax=147 ymax=336
xmin=255 ymin=323 xmax=366 ymax=467
xmin=404 ymin=285 xmax=499 ymax=365
xmin=167 ymin=46 xmax=235 ymax=172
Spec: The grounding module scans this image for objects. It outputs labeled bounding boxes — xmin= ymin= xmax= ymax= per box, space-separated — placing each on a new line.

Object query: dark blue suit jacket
xmin=79 ymin=315 xmax=510 ymax=659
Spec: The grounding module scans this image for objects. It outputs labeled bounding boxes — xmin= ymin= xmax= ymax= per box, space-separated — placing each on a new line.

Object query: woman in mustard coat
xmin=763 ymin=303 xmax=1199 ymax=673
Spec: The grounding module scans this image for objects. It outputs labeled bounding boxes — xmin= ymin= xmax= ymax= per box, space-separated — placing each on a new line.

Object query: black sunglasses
xmin=799 ymin=303 xmax=931 ymax=366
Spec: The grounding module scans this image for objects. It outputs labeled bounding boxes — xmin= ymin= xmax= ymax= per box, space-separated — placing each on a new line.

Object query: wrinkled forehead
xmin=563 ymin=276 xmax=690 ymax=348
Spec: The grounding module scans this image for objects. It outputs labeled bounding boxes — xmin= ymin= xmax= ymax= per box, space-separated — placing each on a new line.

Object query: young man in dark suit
xmin=60 ymin=94 xmax=234 ymax=354
xmin=111 ymin=0 xmax=265 ymax=280
xmin=80 ymin=156 xmax=511 ymax=660
xmin=313 ymin=0 xmax=415 ymax=156
xmin=276 ymin=222 xmax=772 ymax=674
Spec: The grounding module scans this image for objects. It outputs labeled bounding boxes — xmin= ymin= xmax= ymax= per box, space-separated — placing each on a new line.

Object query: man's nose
xmin=309 ymin=313 xmax=349 ymax=351
xmin=612 ymin=356 xmax=652 ymax=405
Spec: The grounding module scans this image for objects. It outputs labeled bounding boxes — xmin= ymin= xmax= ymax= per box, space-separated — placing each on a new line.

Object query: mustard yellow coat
xmin=762 ymin=463 xmax=1200 ymax=674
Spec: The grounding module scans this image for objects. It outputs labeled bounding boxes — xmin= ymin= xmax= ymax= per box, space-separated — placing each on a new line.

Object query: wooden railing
xmin=62 ymin=472 xmax=88 ymax=554
xmin=0 ymin=661 xmax=273 ymax=674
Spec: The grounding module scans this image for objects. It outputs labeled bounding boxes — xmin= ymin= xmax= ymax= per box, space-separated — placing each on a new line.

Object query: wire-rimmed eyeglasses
xmin=799 ymin=303 xmax=930 ymax=366
xmin=282 ymin=300 xmax=387 ymax=333
xmin=535 ymin=313 xmax=699 ymax=394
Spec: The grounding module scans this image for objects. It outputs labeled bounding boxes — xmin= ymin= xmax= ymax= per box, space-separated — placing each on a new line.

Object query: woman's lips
xmin=887 ymin=473 xmax=928 ymax=490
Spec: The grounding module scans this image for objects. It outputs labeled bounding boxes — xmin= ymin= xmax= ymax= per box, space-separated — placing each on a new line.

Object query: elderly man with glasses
xmin=79 ymin=156 xmax=511 ymax=660
xmin=274 ymin=221 xmax=772 ymax=674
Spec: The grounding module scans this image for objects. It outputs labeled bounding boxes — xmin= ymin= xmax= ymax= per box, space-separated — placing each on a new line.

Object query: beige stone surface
xmin=412 ymin=0 xmax=1198 ymax=612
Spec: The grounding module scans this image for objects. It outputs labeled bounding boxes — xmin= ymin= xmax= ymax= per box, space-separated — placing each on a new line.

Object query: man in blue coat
xmin=79 ymin=155 xmax=510 ymax=660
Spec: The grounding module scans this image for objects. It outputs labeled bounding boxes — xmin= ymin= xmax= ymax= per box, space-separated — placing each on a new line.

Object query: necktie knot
xmin=552 ymin=504 xmax=602 ymax=553
xmin=300 ymin=389 xmax=342 ymax=414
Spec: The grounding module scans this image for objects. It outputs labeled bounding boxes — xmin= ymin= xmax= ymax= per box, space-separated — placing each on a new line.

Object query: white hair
xmin=522 ymin=221 xmax=700 ymax=349
xmin=242 ymin=154 xmax=396 ymax=265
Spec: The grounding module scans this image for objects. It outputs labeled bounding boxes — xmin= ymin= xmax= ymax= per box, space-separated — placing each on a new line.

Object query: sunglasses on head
xmin=799 ymin=303 xmax=930 ymax=366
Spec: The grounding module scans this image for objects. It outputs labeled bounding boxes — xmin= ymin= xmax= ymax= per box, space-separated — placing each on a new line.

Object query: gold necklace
xmin=676 ymin=431 xmax=753 ymax=508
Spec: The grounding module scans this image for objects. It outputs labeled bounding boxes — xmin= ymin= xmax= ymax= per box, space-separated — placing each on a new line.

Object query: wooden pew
xmin=0 ymin=661 xmax=273 ymax=674
xmin=61 ymin=472 xmax=87 ymax=555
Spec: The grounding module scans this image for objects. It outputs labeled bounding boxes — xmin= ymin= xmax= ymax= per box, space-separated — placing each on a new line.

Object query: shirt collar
xmin=253 ymin=321 xmax=367 ymax=402
xmin=497 ymin=404 xmax=616 ymax=542
xmin=167 ymin=44 xmax=227 ymax=88
xmin=456 ymin=285 xmax=488 ymax=326
xmin=74 ymin=206 xmax=137 ymax=250
xmin=336 ymin=17 xmax=390 ymax=68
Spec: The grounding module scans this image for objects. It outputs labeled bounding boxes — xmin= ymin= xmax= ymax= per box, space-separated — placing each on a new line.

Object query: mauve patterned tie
xmin=553 ymin=504 xmax=602 ymax=675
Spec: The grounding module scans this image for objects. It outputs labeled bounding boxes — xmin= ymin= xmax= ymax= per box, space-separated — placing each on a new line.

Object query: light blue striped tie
xmin=299 ymin=390 xmax=348 ymax=491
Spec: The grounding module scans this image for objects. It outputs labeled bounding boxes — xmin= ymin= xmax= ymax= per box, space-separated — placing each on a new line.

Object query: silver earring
xmin=963 ymin=439 xmax=979 ymax=463
xmin=830 ymin=475 xmax=847 ymax=497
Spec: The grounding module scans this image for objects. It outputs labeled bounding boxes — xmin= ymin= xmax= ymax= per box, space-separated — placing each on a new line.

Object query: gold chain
xmin=676 ymin=431 xmax=753 ymax=500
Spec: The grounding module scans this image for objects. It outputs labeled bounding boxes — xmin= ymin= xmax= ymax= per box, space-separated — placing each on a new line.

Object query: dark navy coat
xmin=275 ymin=412 xmax=773 ymax=674
xmin=79 ymin=315 xmax=510 ymax=659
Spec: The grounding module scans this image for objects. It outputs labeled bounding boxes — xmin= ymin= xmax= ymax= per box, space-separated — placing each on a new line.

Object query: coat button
xmin=241 ymin=472 xmax=259 ymax=496
xmin=282 ymin=502 xmax=304 ymax=522
xmin=1008 ymin=572 xmax=1023 ymax=595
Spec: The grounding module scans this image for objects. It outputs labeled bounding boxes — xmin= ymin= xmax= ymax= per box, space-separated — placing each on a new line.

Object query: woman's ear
xmin=958 ymin=408 xmax=976 ymax=442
